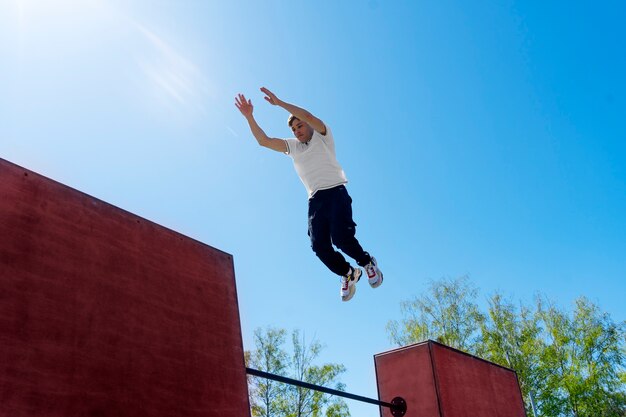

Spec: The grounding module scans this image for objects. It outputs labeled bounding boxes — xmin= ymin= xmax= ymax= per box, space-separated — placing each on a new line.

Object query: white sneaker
xmin=340 ymin=267 xmax=362 ymax=302
xmin=365 ymin=257 xmax=383 ymax=288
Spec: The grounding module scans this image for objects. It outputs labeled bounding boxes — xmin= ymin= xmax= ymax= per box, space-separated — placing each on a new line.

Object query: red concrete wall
xmin=0 ymin=158 xmax=250 ymax=417
xmin=375 ymin=341 xmax=526 ymax=417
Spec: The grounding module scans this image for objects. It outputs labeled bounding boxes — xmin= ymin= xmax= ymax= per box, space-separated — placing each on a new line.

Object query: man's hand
xmin=261 ymin=87 xmax=283 ymax=106
xmin=260 ymin=87 xmax=326 ymax=135
xmin=235 ymin=92 xmax=288 ymax=153
xmin=235 ymin=93 xmax=254 ymax=118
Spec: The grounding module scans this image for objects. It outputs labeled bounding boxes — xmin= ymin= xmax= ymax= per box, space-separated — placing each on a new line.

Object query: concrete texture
xmin=375 ymin=341 xmax=527 ymax=417
xmin=0 ymin=158 xmax=250 ymax=417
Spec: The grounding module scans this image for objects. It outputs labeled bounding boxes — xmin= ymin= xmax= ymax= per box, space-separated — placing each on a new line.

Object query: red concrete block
xmin=375 ymin=341 xmax=526 ymax=417
xmin=0 ymin=158 xmax=250 ymax=417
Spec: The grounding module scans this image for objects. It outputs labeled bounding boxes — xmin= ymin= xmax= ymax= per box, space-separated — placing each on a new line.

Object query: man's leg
xmin=329 ymin=186 xmax=372 ymax=268
xmin=308 ymin=191 xmax=351 ymax=276
xmin=330 ymin=186 xmax=383 ymax=288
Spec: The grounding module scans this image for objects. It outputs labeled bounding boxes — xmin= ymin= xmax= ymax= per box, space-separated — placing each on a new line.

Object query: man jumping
xmin=235 ymin=87 xmax=382 ymax=302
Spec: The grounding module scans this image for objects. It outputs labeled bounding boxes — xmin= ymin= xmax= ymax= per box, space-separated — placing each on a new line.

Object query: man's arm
xmin=261 ymin=87 xmax=327 ymax=135
xmin=235 ymin=93 xmax=287 ymax=153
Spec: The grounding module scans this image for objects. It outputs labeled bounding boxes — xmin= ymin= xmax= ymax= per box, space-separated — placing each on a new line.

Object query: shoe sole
xmin=369 ymin=272 xmax=383 ymax=288
xmin=341 ymin=268 xmax=362 ymax=302
xmin=366 ymin=258 xmax=383 ymax=289
xmin=341 ymin=285 xmax=356 ymax=302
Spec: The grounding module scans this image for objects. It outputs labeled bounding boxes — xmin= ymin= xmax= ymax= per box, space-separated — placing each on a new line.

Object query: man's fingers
xmin=260 ymin=87 xmax=275 ymax=99
xmin=235 ymin=93 xmax=253 ymax=114
xmin=235 ymin=94 xmax=252 ymax=106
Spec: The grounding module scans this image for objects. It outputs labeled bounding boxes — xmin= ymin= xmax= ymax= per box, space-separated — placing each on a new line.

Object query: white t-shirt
xmin=285 ymin=126 xmax=348 ymax=198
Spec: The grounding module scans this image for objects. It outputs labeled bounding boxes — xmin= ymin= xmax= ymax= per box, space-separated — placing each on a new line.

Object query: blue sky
xmin=2 ymin=0 xmax=625 ymax=415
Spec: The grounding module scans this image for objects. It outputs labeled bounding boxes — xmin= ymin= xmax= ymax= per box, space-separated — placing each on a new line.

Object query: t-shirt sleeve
xmin=318 ymin=126 xmax=333 ymax=145
xmin=316 ymin=126 xmax=335 ymax=153
xmin=285 ymin=138 xmax=298 ymax=156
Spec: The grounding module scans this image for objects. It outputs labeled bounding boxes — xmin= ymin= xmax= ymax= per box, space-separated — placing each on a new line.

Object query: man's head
xmin=288 ymin=115 xmax=314 ymax=143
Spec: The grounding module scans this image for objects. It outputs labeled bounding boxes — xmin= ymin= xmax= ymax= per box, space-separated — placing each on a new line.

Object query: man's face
xmin=291 ymin=119 xmax=314 ymax=143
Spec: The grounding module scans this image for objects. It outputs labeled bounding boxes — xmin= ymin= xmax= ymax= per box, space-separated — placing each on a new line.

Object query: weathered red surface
xmin=0 ymin=158 xmax=250 ymax=417
xmin=375 ymin=341 xmax=526 ymax=417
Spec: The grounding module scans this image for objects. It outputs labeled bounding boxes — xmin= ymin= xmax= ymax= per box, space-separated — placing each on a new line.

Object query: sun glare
xmin=4 ymin=0 xmax=214 ymax=122
xmin=8 ymin=0 xmax=106 ymax=37
xmin=133 ymin=22 xmax=212 ymax=114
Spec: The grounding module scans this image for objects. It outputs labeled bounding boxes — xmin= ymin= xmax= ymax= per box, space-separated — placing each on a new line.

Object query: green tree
xmin=388 ymin=277 xmax=626 ymax=417
xmin=246 ymin=327 xmax=350 ymax=417
xmin=536 ymin=297 xmax=626 ymax=417
xmin=479 ymin=293 xmax=543 ymax=417
xmin=284 ymin=331 xmax=348 ymax=417
xmin=386 ymin=276 xmax=485 ymax=353
xmin=246 ymin=327 xmax=289 ymax=417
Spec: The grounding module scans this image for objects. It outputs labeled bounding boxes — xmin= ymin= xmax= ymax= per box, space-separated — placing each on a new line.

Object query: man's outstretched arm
xmin=261 ymin=87 xmax=327 ymax=135
xmin=235 ymin=93 xmax=287 ymax=153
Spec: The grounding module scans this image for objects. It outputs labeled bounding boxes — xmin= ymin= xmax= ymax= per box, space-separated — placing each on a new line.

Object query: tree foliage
xmin=246 ymin=327 xmax=350 ymax=417
xmin=480 ymin=293 xmax=543 ymax=417
xmin=386 ymin=276 xmax=485 ymax=353
xmin=535 ymin=297 xmax=626 ymax=417
xmin=246 ymin=327 xmax=289 ymax=417
xmin=387 ymin=277 xmax=626 ymax=417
